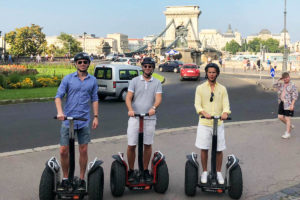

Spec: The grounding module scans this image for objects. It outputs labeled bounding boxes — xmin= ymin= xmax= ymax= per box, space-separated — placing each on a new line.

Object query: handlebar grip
xmin=54 ymin=116 xmax=87 ymax=121
xmin=134 ymin=113 xmax=150 ymax=117
xmin=201 ymin=116 xmax=231 ymax=120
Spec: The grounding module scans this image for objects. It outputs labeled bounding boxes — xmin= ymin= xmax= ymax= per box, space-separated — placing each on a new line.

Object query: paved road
xmin=1 ymin=72 xmax=300 ymax=153
xmin=1 ymin=119 xmax=300 ymax=200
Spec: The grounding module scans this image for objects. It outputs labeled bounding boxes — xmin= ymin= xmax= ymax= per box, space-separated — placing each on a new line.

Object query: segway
xmin=110 ymin=113 xmax=169 ymax=196
xmin=185 ymin=116 xmax=243 ymax=199
xmin=39 ymin=116 xmax=104 ymax=200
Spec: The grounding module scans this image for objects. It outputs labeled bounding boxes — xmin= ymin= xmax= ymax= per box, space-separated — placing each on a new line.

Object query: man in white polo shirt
xmin=126 ymin=57 xmax=162 ymax=183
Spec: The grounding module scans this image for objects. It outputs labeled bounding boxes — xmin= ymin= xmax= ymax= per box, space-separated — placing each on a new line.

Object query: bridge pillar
xmin=164 ymin=6 xmax=201 ymax=49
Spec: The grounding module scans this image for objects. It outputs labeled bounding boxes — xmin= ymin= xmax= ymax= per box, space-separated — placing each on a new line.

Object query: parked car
xmin=158 ymin=60 xmax=183 ymax=73
xmin=113 ymin=57 xmax=137 ymax=65
xmin=94 ymin=64 xmax=142 ymax=101
xmin=106 ymin=53 xmax=119 ymax=61
xmin=180 ymin=64 xmax=200 ymax=81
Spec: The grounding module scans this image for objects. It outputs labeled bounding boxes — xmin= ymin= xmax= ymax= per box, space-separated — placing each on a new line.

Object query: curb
xmin=2 ymin=117 xmax=299 ymax=158
xmin=0 ymin=97 xmax=54 ymax=105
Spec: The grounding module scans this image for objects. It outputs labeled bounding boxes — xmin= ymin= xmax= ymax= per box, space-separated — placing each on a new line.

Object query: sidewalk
xmin=0 ymin=119 xmax=300 ymax=200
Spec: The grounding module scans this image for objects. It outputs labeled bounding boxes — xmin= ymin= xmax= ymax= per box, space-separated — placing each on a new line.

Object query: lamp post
xmin=282 ymin=0 xmax=288 ymax=72
xmin=83 ymin=32 xmax=87 ymax=52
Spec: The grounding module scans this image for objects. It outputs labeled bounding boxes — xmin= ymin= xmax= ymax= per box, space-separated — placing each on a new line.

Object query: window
xmin=119 ymin=70 xmax=139 ymax=80
xmin=94 ymin=68 xmax=112 ymax=80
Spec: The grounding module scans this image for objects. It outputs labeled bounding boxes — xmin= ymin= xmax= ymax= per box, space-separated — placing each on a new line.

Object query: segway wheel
xmin=184 ymin=160 xmax=198 ymax=196
xmin=39 ymin=167 xmax=55 ymax=200
xmin=88 ymin=167 xmax=104 ymax=200
xmin=228 ymin=165 xmax=243 ymax=199
xmin=154 ymin=160 xmax=169 ymax=193
xmin=110 ymin=160 xmax=126 ymax=197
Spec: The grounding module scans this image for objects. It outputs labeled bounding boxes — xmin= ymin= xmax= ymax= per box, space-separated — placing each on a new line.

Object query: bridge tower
xmin=164 ymin=6 xmax=201 ymax=49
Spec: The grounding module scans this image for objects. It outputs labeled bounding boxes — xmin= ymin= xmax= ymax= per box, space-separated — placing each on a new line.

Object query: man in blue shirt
xmin=55 ymin=52 xmax=99 ymax=191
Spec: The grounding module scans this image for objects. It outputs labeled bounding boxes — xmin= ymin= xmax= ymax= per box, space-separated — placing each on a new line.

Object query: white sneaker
xmin=217 ymin=172 xmax=224 ymax=184
xmin=281 ymin=132 xmax=291 ymax=139
xmin=201 ymin=171 xmax=208 ymax=184
xmin=291 ymin=124 xmax=295 ymax=129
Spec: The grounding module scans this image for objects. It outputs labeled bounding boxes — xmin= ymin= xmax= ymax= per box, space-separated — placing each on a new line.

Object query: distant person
xmin=8 ymin=54 xmax=12 ymax=64
xmin=267 ymin=58 xmax=271 ymax=72
xmin=273 ymin=72 xmax=298 ymax=139
xmin=1 ymin=54 xmax=4 ymax=63
xmin=273 ymin=58 xmax=277 ymax=70
xmin=194 ymin=63 xmax=231 ymax=184
xmin=243 ymin=58 xmax=247 ymax=72
xmin=36 ymin=54 xmax=41 ymax=63
xmin=207 ymin=56 xmax=212 ymax=64
xmin=30 ymin=54 xmax=34 ymax=62
xmin=256 ymin=59 xmax=261 ymax=71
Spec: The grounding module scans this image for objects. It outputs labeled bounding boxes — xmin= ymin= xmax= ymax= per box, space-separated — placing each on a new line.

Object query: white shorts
xmin=195 ymin=123 xmax=226 ymax=151
xmin=127 ymin=117 xmax=156 ymax=146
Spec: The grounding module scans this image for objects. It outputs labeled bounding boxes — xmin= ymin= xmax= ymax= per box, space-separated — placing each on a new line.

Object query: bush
xmin=8 ymin=73 xmax=22 ymax=84
xmin=0 ymin=74 xmax=7 ymax=88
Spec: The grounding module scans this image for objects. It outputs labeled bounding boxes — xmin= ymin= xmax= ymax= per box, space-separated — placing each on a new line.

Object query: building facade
xmin=246 ymin=29 xmax=291 ymax=47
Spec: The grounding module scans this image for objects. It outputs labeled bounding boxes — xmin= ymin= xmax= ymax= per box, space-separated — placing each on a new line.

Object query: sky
xmin=0 ymin=0 xmax=299 ymax=42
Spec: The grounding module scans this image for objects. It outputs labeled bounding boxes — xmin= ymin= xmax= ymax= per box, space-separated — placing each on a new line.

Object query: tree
xmin=247 ymin=38 xmax=262 ymax=53
xmin=225 ymin=40 xmax=241 ymax=54
xmin=264 ymin=38 xmax=280 ymax=53
xmin=5 ymin=24 xmax=47 ymax=56
xmin=56 ymin=33 xmax=82 ymax=56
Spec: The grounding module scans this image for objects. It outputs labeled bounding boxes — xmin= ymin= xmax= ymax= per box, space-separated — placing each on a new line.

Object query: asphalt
xmin=1 ymin=118 xmax=300 ymax=200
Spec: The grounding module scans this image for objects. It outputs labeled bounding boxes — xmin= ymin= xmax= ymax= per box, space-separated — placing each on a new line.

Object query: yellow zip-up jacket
xmin=194 ymin=81 xmax=231 ymax=127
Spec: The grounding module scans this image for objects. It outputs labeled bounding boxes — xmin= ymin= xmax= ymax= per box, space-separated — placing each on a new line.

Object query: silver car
xmin=113 ymin=57 xmax=137 ymax=66
xmin=94 ymin=64 xmax=142 ymax=101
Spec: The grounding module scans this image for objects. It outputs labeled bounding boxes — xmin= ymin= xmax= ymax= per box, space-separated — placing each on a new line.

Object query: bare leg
xmin=143 ymin=144 xmax=152 ymax=170
xmin=278 ymin=114 xmax=286 ymax=124
xmin=60 ymin=146 xmax=69 ymax=178
xmin=201 ymin=149 xmax=208 ymax=171
xmin=127 ymin=145 xmax=136 ymax=170
xmin=216 ymin=151 xmax=223 ymax=172
xmin=79 ymin=144 xmax=88 ymax=180
xmin=285 ymin=116 xmax=291 ymax=133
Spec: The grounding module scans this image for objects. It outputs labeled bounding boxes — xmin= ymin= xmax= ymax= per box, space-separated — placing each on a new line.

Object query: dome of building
xmin=259 ymin=29 xmax=271 ymax=35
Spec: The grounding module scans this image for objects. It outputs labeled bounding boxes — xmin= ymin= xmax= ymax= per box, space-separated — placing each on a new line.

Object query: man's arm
xmin=148 ymin=93 xmax=162 ymax=116
xmin=221 ymin=87 xmax=231 ymax=120
xmin=126 ymin=91 xmax=135 ymax=117
xmin=92 ymin=101 xmax=99 ymax=129
xmin=55 ymin=98 xmax=65 ymax=121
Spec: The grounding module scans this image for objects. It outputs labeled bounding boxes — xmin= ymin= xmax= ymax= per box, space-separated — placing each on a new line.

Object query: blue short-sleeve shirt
xmin=55 ymin=72 xmax=98 ymax=128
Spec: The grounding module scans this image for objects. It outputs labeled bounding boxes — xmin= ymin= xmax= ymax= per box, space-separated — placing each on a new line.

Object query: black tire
xmin=88 ymin=167 xmax=104 ymax=200
xmin=184 ymin=160 xmax=198 ymax=196
xmin=110 ymin=160 xmax=126 ymax=197
xmin=154 ymin=160 xmax=169 ymax=193
xmin=118 ymin=89 xmax=127 ymax=102
xmin=98 ymin=94 xmax=106 ymax=101
xmin=39 ymin=167 xmax=55 ymax=200
xmin=228 ymin=165 xmax=243 ymax=199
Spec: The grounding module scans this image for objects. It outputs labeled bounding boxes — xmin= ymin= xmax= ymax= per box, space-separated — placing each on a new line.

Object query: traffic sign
xmin=270 ymin=68 xmax=275 ymax=77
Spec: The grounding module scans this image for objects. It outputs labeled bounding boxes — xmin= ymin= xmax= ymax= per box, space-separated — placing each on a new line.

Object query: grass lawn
xmin=0 ymin=87 xmax=57 ymax=100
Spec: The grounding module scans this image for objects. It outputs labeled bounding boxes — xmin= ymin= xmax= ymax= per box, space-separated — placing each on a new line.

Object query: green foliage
xmin=0 ymin=74 xmax=7 ymax=88
xmin=8 ymin=73 xmax=22 ymax=83
xmin=247 ymin=38 xmax=262 ymax=53
xmin=225 ymin=40 xmax=241 ymax=54
xmin=264 ymin=38 xmax=280 ymax=53
xmin=56 ymin=33 xmax=83 ymax=56
xmin=5 ymin=24 xmax=47 ymax=56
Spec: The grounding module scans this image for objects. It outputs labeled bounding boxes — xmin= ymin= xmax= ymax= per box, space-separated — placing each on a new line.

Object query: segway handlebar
xmin=134 ymin=113 xmax=150 ymax=117
xmin=201 ymin=116 xmax=231 ymax=120
xmin=54 ymin=116 xmax=88 ymax=121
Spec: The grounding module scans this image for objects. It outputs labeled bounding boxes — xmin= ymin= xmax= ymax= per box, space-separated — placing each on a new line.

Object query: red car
xmin=180 ymin=64 xmax=200 ymax=81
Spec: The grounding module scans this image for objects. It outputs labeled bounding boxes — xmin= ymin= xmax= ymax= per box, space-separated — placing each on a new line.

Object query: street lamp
xmin=83 ymin=32 xmax=87 ymax=52
xmin=282 ymin=0 xmax=288 ymax=72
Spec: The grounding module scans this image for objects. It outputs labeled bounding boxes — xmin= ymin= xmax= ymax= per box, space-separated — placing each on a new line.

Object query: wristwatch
xmin=94 ymin=115 xmax=98 ymax=118
xmin=152 ymin=106 xmax=156 ymax=110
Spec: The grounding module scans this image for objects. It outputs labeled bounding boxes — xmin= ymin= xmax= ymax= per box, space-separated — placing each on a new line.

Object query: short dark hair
xmin=281 ymin=72 xmax=289 ymax=78
xmin=205 ymin=63 xmax=220 ymax=75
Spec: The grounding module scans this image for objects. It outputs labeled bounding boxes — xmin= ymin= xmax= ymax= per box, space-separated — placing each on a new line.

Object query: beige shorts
xmin=195 ymin=123 xmax=226 ymax=151
xmin=127 ymin=117 xmax=156 ymax=146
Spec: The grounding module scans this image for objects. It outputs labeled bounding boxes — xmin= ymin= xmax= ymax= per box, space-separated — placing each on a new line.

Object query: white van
xmin=94 ymin=64 xmax=142 ymax=101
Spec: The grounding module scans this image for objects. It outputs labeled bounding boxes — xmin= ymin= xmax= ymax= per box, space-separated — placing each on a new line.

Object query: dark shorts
xmin=278 ymin=101 xmax=294 ymax=117
xmin=60 ymin=125 xmax=90 ymax=146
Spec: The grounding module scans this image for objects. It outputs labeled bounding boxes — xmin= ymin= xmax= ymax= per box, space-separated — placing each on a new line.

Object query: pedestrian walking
xmin=273 ymin=72 xmax=298 ymax=139
xmin=194 ymin=63 xmax=231 ymax=184
xmin=55 ymin=52 xmax=99 ymax=191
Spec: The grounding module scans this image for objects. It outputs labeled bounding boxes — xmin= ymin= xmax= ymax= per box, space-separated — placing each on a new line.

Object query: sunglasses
xmin=77 ymin=60 xmax=89 ymax=65
xmin=210 ymin=92 xmax=214 ymax=102
xmin=143 ymin=65 xmax=153 ymax=69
